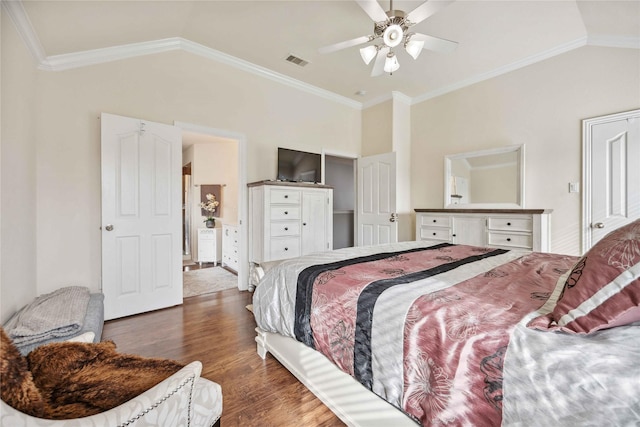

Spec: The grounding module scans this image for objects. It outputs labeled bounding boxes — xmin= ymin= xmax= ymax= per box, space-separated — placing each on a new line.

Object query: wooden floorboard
xmin=102 ymin=289 xmax=344 ymax=426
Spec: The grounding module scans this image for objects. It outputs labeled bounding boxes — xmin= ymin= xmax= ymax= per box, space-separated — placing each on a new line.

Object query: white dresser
xmin=249 ymin=181 xmax=333 ymax=264
xmin=222 ymin=223 xmax=239 ymax=272
xmin=197 ymin=228 xmax=222 ymax=264
xmin=415 ymin=209 xmax=552 ymax=252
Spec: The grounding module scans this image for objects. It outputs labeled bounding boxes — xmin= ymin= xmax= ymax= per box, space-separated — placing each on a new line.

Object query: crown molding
xmin=42 ymin=38 xmax=183 ymax=71
xmin=179 ymin=39 xmax=362 ymax=109
xmin=362 ymin=93 xmax=393 ymax=109
xmin=4 ymin=0 xmax=638 ymax=110
xmin=412 ymin=36 xmax=589 ymax=105
xmin=3 ymin=0 xmax=362 ymax=110
xmin=42 ymin=37 xmax=361 ymax=109
xmin=1 ymin=0 xmax=46 ymax=63
xmin=587 ymin=34 xmax=640 ymax=49
xmin=392 ymin=91 xmax=412 ymax=105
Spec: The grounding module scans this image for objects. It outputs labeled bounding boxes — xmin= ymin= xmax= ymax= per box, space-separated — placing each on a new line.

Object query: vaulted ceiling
xmin=5 ymin=0 xmax=640 ymax=107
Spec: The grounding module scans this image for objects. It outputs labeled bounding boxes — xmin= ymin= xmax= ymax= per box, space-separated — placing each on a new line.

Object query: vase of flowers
xmin=200 ymin=193 xmax=219 ymax=228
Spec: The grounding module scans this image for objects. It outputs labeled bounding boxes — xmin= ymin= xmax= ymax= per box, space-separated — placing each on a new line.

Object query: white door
xmin=101 ymin=113 xmax=183 ymax=320
xmin=301 ymin=189 xmax=332 ymax=255
xmin=357 ymin=152 xmax=397 ymax=246
xmin=584 ymin=109 xmax=640 ymax=251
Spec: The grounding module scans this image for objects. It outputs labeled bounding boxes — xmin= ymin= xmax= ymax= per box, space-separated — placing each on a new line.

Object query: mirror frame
xmin=444 ymin=144 xmax=525 ymax=209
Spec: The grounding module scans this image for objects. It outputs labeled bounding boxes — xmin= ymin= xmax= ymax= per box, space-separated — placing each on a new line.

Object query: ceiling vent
xmin=285 ymin=54 xmax=309 ymax=67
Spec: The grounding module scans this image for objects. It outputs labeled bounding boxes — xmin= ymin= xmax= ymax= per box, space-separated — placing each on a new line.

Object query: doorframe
xmin=174 ymin=121 xmax=249 ymax=291
xmin=582 ymin=108 xmax=640 ymax=253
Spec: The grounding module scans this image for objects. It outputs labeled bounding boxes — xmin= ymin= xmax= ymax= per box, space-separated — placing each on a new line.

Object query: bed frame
xmin=255 ymin=328 xmax=416 ymax=427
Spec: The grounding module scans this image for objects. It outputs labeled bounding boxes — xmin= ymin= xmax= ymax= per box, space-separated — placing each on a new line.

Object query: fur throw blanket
xmin=1 ymin=327 xmax=184 ymax=420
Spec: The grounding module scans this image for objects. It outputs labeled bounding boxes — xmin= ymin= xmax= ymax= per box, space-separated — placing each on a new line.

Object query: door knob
xmin=389 ymin=213 xmax=398 ymax=223
xmin=105 ymin=224 xmax=114 ymax=231
xmin=593 ymin=222 xmax=605 ymax=229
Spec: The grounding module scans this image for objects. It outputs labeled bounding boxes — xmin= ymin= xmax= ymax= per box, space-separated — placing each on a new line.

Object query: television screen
xmin=277 ymin=148 xmax=321 ymax=183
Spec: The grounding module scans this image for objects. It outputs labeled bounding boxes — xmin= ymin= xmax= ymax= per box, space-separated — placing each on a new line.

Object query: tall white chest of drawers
xmin=249 ymin=181 xmax=333 ymax=264
xmin=222 ymin=224 xmax=239 ymax=272
xmin=415 ymin=209 xmax=552 ymax=252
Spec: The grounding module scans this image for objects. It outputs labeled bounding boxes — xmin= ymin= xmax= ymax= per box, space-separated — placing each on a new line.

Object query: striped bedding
xmin=252 ymin=241 xmax=640 ymax=425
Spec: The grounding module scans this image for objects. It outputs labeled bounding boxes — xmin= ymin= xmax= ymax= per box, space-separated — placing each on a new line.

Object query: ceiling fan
xmin=319 ymin=0 xmax=458 ymax=76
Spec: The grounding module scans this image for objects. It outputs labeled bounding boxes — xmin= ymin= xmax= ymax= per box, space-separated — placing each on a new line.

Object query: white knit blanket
xmin=4 ymin=286 xmax=90 ymax=346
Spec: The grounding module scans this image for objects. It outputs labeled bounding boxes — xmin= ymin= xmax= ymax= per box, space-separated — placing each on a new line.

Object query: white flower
xmin=200 ymin=193 xmax=219 ymax=219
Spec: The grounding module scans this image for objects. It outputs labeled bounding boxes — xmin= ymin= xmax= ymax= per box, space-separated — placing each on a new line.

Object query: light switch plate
xmin=569 ymin=182 xmax=580 ymax=193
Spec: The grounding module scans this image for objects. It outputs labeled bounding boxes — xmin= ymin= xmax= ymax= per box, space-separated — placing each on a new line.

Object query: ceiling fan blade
xmin=319 ymin=35 xmax=372 ymax=54
xmin=355 ymin=0 xmax=389 ymax=22
xmin=406 ymin=0 xmax=454 ymax=25
xmin=412 ymin=33 xmax=458 ymax=53
xmin=371 ymin=46 xmax=389 ymax=77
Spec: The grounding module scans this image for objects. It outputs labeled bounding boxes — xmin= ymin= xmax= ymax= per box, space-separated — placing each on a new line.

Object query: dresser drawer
xmin=270 ymin=189 xmax=301 ymax=204
xmin=419 ymin=227 xmax=452 ymax=242
xmin=487 ymin=217 xmax=532 ymax=232
xmin=270 ymin=238 xmax=300 ymax=260
xmin=270 ymin=206 xmax=300 ymax=220
xmin=227 ymin=257 xmax=239 ymax=271
xmin=418 ymin=215 xmax=452 ymax=228
xmin=270 ymin=221 xmax=300 ymax=237
xmin=487 ymin=232 xmax=532 ymax=249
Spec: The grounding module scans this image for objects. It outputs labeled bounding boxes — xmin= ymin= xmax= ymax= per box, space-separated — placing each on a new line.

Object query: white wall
xmin=392 ymin=94 xmax=412 ymax=242
xmin=3 ymin=11 xmax=638 ymax=315
xmin=411 ymin=46 xmax=640 ymax=255
xmin=16 ymin=49 xmax=360 ymax=296
xmin=1 ymin=12 xmax=39 ymax=322
xmin=189 ymin=142 xmax=238 ymax=261
xmin=362 ymin=101 xmax=392 ymax=156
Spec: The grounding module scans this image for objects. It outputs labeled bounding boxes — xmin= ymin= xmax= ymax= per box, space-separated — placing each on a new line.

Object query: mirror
xmin=444 ymin=145 xmax=525 ymax=209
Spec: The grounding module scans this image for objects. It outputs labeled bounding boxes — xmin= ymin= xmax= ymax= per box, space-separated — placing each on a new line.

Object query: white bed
xmin=252 ymin=224 xmax=640 ymax=426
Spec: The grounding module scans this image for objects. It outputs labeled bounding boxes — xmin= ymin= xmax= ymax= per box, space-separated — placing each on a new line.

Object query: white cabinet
xmin=222 ymin=224 xmax=239 ymax=272
xmin=415 ymin=209 xmax=552 ymax=252
xmin=249 ymin=181 xmax=333 ymax=264
xmin=197 ymin=228 xmax=222 ymax=264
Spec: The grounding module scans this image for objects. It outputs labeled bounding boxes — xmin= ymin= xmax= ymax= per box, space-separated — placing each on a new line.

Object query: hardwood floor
xmin=102 ymin=289 xmax=344 ymax=426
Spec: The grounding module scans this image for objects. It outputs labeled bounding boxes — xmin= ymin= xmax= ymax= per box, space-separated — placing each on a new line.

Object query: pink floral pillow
xmin=528 ymin=219 xmax=640 ymax=334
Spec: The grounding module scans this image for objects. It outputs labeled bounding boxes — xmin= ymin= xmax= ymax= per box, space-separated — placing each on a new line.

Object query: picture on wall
xmin=200 ymin=184 xmax=222 ymax=218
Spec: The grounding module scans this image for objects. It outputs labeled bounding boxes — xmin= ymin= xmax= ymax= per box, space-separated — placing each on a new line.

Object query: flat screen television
xmin=277 ymin=147 xmax=321 ymax=183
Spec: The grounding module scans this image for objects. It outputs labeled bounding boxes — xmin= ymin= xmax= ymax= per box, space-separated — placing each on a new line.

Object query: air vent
xmin=285 ymin=54 xmax=309 ymax=67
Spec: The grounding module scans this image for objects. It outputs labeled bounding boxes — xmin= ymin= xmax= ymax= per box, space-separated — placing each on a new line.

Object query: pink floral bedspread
xmin=299 ymin=244 xmax=577 ymax=425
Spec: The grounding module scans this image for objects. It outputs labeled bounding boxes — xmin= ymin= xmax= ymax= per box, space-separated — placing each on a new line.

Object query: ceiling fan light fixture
xmin=383 ymin=24 xmax=404 ymax=47
xmin=383 ymin=52 xmax=400 ymax=73
xmin=405 ymin=39 xmax=425 ymax=60
xmin=360 ymin=45 xmax=378 ymax=65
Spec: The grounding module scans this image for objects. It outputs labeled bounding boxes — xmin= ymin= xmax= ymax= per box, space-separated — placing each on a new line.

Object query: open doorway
xmin=177 ymin=121 xmax=249 ymax=294
xmin=182 ymin=163 xmax=192 ymax=261
xmin=325 ymin=154 xmax=356 ymax=249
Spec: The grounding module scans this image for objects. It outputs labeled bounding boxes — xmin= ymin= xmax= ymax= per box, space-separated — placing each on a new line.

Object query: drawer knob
xmin=284 ymin=211 xmax=288 ymax=215
xmin=433 ymin=219 xmax=436 ymax=223
xmin=303 ymin=222 xmax=307 ymax=226
xmin=507 ymin=238 xmax=511 ymax=242
xmin=433 ymin=232 xmax=436 ymax=236
xmin=452 ymin=234 xmax=456 ymax=237
xmin=284 ymin=227 xmax=288 ymax=231
xmin=507 ymin=222 xmax=512 ymax=226
xmin=284 ymin=247 xmax=288 ymax=251
xmin=285 ymin=195 xmax=289 ymax=198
